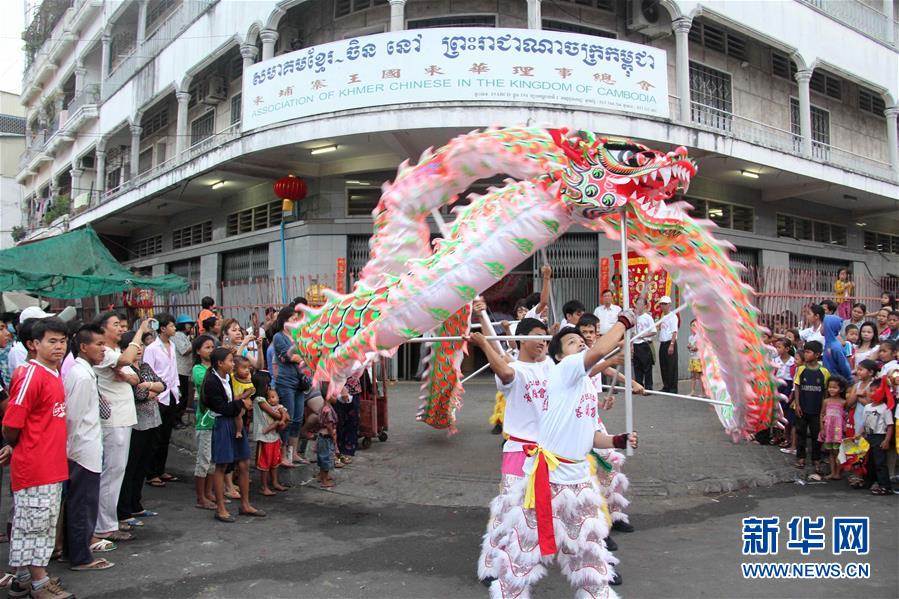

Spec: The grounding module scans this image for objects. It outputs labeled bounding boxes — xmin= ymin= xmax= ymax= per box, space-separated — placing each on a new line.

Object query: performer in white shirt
xmin=657 ymin=296 xmax=679 ymax=393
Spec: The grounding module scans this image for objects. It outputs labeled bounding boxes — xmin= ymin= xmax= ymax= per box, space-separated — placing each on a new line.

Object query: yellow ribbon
xmin=523 ymin=446 xmax=563 ymax=510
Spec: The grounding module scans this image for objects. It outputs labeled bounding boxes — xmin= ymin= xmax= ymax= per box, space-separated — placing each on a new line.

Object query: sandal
xmin=159 ymin=474 xmax=179 ymax=482
xmin=871 ymin=487 xmax=889 ymax=495
xmin=0 ymin=572 xmax=15 ymax=588
xmin=146 ymin=479 xmax=166 ymax=488
xmin=794 ymin=459 xmax=805 ymax=469
xmin=238 ymin=508 xmax=267 ymax=517
xmin=131 ymin=510 xmax=158 ymax=518
xmin=89 ymin=539 xmax=117 ymax=553
xmin=98 ymin=531 xmax=134 ymax=542
xmin=70 ymin=558 xmax=114 ymax=571
xmin=121 ymin=518 xmax=144 ymax=527
xmin=214 ymin=513 xmax=235 ymax=523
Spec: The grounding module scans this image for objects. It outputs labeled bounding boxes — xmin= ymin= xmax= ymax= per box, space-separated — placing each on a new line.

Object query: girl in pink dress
xmin=818 ymin=375 xmax=848 ymax=480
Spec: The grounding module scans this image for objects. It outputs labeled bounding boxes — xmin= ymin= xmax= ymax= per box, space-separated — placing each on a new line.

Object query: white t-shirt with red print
xmin=496 ymin=358 xmax=552 ymax=453
xmin=524 ymin=351 xmax=598 ymax=484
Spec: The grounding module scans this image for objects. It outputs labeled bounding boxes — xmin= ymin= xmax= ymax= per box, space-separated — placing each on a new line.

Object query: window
xmin=146 ymin=0 xmax=177 ymax=32
xmin=689 ymin=62 xmax=732 ymax=131
xmin=542 ymin=20 xmax=616 ymax=39
xmin=335 ymin=0 xmax=388 ymax=18
xmin=685 ymin=197 xmax=753 ymax=232
xmin=230 ymin=94 xmax=242 ymax=125
xmin=858 ymin=88 xmax=886 ymax=117
xmin=106 ymin=167 xmax=122 ymax=191
xmin=226 ymin=201 xmax=281 ymax=236
xmin=168 ymin=257 xmax=201 ymax=282
xmin=229 ymin=54 xmax=243 ymax=82
xmin=172 ymin=221 xmax=212 ymax=249
xmin=790 ymin=98 xmax=830 ymax=159
xmin=864 ymin=231 xmax=899 ymax=254
xmin=688 ymin=21 xmax=747 ymax=61
xmin=132 ymin=235 xmax=162 ymax=258
xmin=190 ymin=111 xmax=215 ymax=146
xmin=221 ymin=245 xmax=269 ymax=281
xmin=347 ymin=187 xmax=382 ymax=216
xmin=408 ymin=15 xmax=497 ymax=29
xmin=138 ymin=148 xmax=153 ymax=174
xmin=141 ymin=105 xmax=169 ymax=140
xmin=776 ymin=213 xmax=846 ymax=246
xmin=771 ymin=51 xmax=797 ymax=80
xmin=809 ymin=71 xmax=842 ymax=101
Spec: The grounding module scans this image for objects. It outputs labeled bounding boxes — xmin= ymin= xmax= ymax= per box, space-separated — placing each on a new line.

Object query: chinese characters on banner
xmin=611 ymin=251 xmax=672 ymax=318
xmin=243 ymin=28 xmax=668 ymax=131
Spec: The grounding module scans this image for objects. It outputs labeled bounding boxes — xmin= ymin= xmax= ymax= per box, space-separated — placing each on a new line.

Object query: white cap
xmin=18 ymin=305 xmax=76 ymax=324
xmin=659 ymin=295 xmax=672 ymax=304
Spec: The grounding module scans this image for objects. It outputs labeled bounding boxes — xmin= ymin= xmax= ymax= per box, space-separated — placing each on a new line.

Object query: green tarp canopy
xmin=0 ymin=227 xmax=189 ymax=299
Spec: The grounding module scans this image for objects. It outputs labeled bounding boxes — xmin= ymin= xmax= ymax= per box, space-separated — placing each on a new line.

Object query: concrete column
xmin=70 ymin=167 xmax=83 ymax=197
xmin=136 ymin=0 xmax=148 ymax=45
xmin=100 ymin=34 xmax=111 ymax=81
xmin=260 ymin=29 xmax=279 ymax=61
xmin=884 ymin=0 xmax=895 ymax=45
xmin=175 ymin=91 xmax=191 ymax=160
xmin=389 ymin=0 xmax=406 ymax=32
xmin=129 ymin=124 xmax=142 ymax=180
xmin=95 ymin=148 xmax=106 ymax=197
xmin=885 ymin=106 xmax=899 ymax=180
xmin=74 ymin=64 xmax=86 ymax=92
xmin=240 ymin=44 xmax=258 ymax=69
xmin=672 ymin=18 xmax=692 ymax=123
xmin=794 ymin=69 xmax=813 ymax=156
xmin=527 ymin=0 xmax=542 ymax=29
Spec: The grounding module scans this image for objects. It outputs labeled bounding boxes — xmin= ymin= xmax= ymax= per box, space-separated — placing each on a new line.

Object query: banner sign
xmin=243 ymin=28 xmax=668 ymax=131
xmin=612 ymin=251 xmax=672 ymax=319
xmin=336 ymin=257 xmax=347 ymax=294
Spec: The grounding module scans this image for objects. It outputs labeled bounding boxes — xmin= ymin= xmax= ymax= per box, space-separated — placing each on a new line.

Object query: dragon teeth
xmin=660 ymin=167 xmax=672 ymax=185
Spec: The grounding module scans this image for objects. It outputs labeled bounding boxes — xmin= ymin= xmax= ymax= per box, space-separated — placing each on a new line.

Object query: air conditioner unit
xmin=201 ymin=76 xmax=227 ymax=105
xmin=627 ymin=0 xmax=668 ymax=38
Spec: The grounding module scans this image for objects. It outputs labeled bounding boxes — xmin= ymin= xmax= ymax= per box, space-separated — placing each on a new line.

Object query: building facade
xmin=1 ymin=91 xmax=26 ymax=249
xmin=14 ymin=0 xmax=899 ymax=373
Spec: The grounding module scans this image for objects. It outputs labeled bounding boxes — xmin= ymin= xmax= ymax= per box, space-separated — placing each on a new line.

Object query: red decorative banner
xmin=599 ymin=257 xmax=610 ymax=294
xmin=612 ymin=251 xmax=672 ymax=319
xmin=336 ymin=257 xmax=347 ymax=294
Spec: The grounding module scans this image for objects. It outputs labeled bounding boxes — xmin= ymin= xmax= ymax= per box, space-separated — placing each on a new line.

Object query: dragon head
xmin=548 ymin=129 xmax=696 ymax=222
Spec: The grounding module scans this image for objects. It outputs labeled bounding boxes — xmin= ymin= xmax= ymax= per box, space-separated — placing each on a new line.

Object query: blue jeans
xmin=276 ymin=382 xmax=305 ymax=442
xmin=316 ymin=436 xmax=334 ymax=472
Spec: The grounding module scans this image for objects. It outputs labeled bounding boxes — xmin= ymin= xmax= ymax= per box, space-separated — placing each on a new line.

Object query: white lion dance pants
xmin=593 ymin=449 xmax=630 ymax=526
xmin=484 ymin=476 xmax=619 ymax=599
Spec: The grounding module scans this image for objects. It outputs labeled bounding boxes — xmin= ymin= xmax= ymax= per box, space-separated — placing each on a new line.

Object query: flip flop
xmin=159 ymin=474 xmax=179 ymax=482
xmin=89 ymin=539 xmax=117 ymax=553
xmin=194 ymin=503 xmax=216 ymax=511
xmin=214 ymin=513 xmax=235 ymax=523
xmin=70 ymin=558 xmax=114 ymax=571
xmin=238 ymin=509 xmax=267 ymax=517
xmin=0 ymin=573 xmax=15 ymax=588
xmin=98 ymin=531 xmax=134 ymax=542
xmin=131 ymin=510 xmax=158 ymax=518
xmin=146 ymin=480 xmax=166 ymax=488
xmin=121 ymin=518 xmax=144 ymax=527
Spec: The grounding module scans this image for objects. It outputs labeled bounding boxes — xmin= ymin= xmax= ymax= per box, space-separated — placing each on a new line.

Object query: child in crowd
xmin=833 ymin=268 xmax=854 ymax=320
xmin=792 ymin=340 xmax=830 ymax=479
xmin=230 ymin=356 xmax=255 ymax=440
xmin=843 ymin=324 xmax=858 ymax=366
xmin=687 ymin=320 xmax=703 ymax=397
xmin=846 ymin=359 xmax=878 ymax=487
xmin=772 ymin=337 xmax=796 ymax=450
xmin=192 ymin=334 xmax=217 ymax=510
xmin=335 ymin=374 xmax=361 ymax=466
xmin=878 ymin=340 xmax=898 ymax=375
xmin=818 ymin=375 xmax=848 ymax=480
xmin=317 ymin=395 xmax=339 ymax=489
xmin=859 ymin=378 xmax=894 ymax=495
xmin=252 ymin=371 xmax=288 ymax=496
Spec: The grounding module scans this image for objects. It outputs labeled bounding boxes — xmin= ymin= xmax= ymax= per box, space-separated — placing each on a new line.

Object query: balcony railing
xmin=102 ymin=0 xmax=219 ymax=103
xmin=65 ymin=83 xmax=100 ymax=116
xmin=687 ymin=101 xmax=895 ymax=181
xmin=185 ymin=122 xmax=240 ymax=161
xmin=798 ymin=0 xmax=894 ymax=45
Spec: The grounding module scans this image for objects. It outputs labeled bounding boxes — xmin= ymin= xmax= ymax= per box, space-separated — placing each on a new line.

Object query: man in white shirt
xmin=142 ymin=314 xmax=181 ymax=485
xmin=657 ymin=296 xmax=679 ymax=393
xmin=92 ymin=313 xmax=152 ymax=541
xmin=632 ymin=296 xmax=656 ymax=390
xmin=64 ymin=324 xmax=115 ymax=570
xmin=491 ymin=318 xmax=638 ymax=598
xmin=593 ymin=289 xmax=622 ymax=334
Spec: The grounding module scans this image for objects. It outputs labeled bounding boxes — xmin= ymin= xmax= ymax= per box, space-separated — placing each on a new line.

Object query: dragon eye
xmin=592 ymin=167 xmax=605 ymax=178
xmin=585 ymin=184 xmax=598 ymax=198
xmin=601 ymin=193 xmax=616 ymax=207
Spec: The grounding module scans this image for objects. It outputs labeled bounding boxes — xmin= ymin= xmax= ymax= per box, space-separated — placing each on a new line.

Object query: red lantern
xmin=273 ymin=175 xmax=307 ymax=217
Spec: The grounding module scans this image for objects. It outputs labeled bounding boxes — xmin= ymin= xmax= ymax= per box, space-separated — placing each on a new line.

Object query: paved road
xmin=1 ymin=382 xmax=894 ymax=598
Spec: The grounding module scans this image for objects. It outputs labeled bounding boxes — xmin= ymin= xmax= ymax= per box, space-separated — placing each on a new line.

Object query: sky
xmin=0 ymin=2 xmax=27 ymax=94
